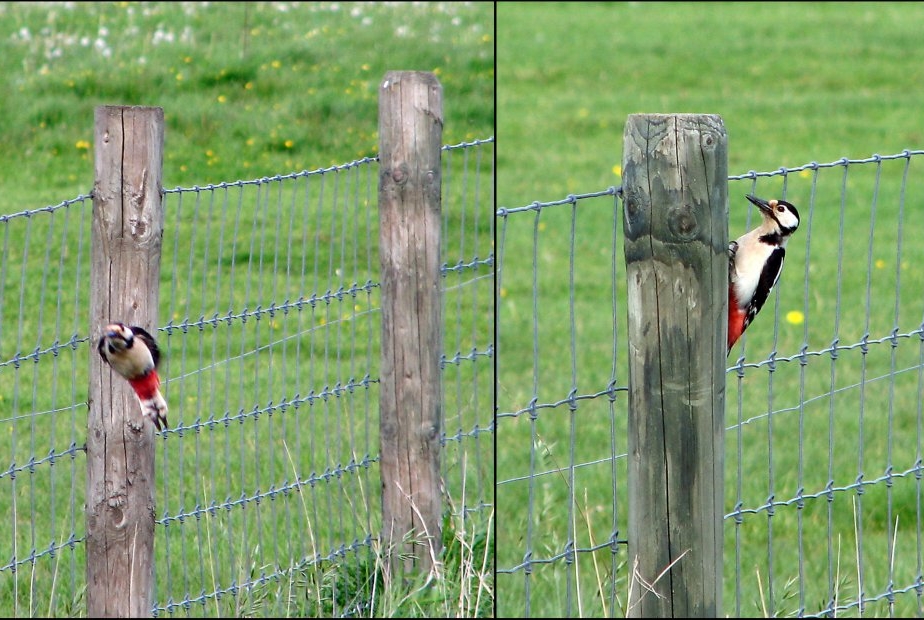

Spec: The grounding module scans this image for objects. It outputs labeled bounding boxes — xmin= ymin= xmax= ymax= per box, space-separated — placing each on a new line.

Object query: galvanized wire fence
xmin=496 ymin=149 xmax=924 ymax=617
xmin=0 ymin=137 xmax=493 ymax=617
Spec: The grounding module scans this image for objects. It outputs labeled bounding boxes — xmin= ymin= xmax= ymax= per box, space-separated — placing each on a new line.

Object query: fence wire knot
xmin=526 ymin=397 xmax=539 ymax=420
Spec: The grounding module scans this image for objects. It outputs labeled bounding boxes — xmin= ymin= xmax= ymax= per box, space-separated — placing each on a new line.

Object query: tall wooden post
xmin=377 ymin=71 xmax=444 ymax=581
xmin=621 ymin=114 xmax=727 ymax=617
xmin=87 ymin=106 xmax=164 ymax=617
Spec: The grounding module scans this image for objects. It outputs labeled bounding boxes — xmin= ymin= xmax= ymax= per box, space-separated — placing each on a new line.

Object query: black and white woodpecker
xmin=97 ymin=322 xmax=168 ymax=431
xmin=727 ymin=194 xmax=801 ymax=354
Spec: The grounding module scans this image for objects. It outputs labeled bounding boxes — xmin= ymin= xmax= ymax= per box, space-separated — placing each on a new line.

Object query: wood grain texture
xmin=622 ymin=114 xmax=727 ymax=618
xmin=87 ymin=106 xmax=164 ymax=617
xmin=378 ymin=71 xmax=443 ymax=580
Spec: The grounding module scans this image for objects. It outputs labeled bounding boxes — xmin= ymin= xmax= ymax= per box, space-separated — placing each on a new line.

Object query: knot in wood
xmin=668 ymin=204 xmax=698 ymax=241
xmin=621 ymin=188 xmax=648 ymax=239
xmin=129 ymin=217 xmax=148 ymax=238
xmin=623 ymin=188 xmax=645 ymax=222
xmin=624 ymin=193 xmax=639 ymax=218
xmin=391 ymin=163 xmax=409 ymax=185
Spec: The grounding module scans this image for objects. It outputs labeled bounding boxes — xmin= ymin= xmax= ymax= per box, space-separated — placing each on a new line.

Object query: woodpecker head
xmin=98 ymin=322 xmax=161 ymax=377
xmin=99 ymin=322 xmax=136 ymax=355
xmin=746 ymin=195 xmax=800 ymax=246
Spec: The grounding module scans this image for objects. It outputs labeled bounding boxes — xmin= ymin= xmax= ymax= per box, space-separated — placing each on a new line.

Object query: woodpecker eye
xmin=777 ymin=206 xmax=785 ymax=212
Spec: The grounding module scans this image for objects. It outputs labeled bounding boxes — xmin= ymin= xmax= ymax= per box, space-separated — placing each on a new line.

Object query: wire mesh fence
xmin=0 ymin=137 xmax=493 ymax=617
xmin=496 ymin=149 xmax=924 ymax=617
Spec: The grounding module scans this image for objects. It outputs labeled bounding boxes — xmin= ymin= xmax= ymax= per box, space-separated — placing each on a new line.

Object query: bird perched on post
xmin=97 ymin=322 xmax=168 ymax=431
xmin=727 ymin=194 xmax=801 ymax=354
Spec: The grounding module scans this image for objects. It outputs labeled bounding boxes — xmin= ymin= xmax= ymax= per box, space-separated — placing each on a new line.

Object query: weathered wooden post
xmin=87 ymin=105 xmax=164 ymax=617
xmin=621 ymin=113 xmax=727 ymax=617
xmin=378 ymin=71 xmax=444 ymax=580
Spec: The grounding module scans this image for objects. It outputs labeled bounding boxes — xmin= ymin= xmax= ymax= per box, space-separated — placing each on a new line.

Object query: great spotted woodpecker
xmin=97 ymin=322 xmax=168 ymax=431
xmin=727 ymin=195 xmax=800 ymax=354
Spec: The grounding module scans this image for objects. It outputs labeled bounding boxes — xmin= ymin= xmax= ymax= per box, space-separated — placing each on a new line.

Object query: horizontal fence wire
xmin=495 ymin=149 xmax=924 ymax=617
xmin=0 ymin=137 xmax=493 ymax=618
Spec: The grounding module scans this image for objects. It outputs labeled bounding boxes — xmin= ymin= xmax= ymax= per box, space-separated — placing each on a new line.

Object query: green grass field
xmin=0 ymin=2 xmax=493 ymax=617
xmin=497 ymin=2 xmax=924 ymax=617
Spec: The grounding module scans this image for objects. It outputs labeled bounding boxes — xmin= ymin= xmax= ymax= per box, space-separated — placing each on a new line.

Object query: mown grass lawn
xmin=496 ymin=2 xmax=924 ymax=617
xmin=0 ymin=2 xmax=494 ymax=617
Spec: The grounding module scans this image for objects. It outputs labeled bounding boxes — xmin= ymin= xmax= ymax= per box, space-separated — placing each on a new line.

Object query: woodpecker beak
xmin=745 ymin=194 xmax=773 ymax=214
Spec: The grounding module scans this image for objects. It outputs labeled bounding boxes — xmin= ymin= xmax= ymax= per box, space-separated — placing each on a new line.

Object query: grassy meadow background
xmin=0 ymin=2 xmax=493 ymax=617
xmin=496 ymin=2 xmax=924 ymax=617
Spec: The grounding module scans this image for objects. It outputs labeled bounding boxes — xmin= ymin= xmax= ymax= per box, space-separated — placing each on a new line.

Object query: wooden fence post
xmin=87 ymin=105 xmax=165 ymax=617
xmin=378 ymin=71 xmax=444 ymax=580
xmin=621 ymin=113 xmax=727 ymax=617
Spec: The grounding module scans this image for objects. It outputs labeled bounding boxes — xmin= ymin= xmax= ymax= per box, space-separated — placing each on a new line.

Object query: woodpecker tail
xmin=727 ymin=295 xmax=746 ymax=354
xmin=128 ymin=371 xmax=168 ymax=432
xmin=138 ymin=391 xmax=168 ymax=432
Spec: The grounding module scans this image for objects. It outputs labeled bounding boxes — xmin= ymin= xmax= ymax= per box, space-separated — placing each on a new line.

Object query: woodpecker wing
xmin=746 ymin=247 xmax=786 ymax=327
xmin=129 ymin=325 xmax=161 ymax=368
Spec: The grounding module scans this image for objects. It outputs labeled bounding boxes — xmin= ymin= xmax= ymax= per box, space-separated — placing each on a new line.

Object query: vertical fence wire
xmin=794 ymin=168 xmax=819 ymax=616
xmin=607 ymin=189 xmax=622 ymax=617
xmin=917 ymin=257 xmax=924 ymax=618
xmin=565 ymin=197 xmax=578 ymax=614
xmin=527 ymin=205 xmax=540 ymax=616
